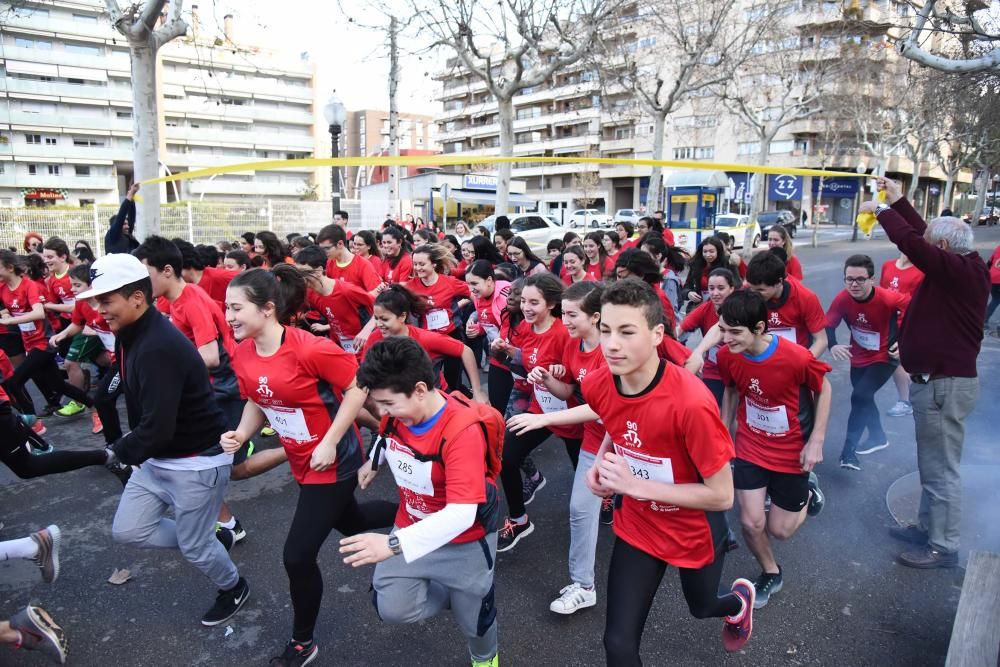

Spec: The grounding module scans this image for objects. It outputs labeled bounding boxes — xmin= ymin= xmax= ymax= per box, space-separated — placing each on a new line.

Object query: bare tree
xmin=409 ymin=0 xmax=625 ymax=212
xmin=104 ymin=0 xmax=187 ymax=238
xmin=898 ymin=0 xmax=1000 ymax=73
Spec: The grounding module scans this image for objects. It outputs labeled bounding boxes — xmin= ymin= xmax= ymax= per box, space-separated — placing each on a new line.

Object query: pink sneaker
xmin=721 ymin=578 xmax=755 ymax=652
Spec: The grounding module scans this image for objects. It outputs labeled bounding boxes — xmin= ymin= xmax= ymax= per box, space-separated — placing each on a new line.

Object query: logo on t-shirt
xmin=256 ymin=376 xmax=274 ymax=399
xmin=768 ymin=312 xmax=782 ymax=327
xmin=623 ymin=420 xmax=642 ymax=448
xmin=856 ymin=313 xmax=869 ymax=325
xmin=10 ymin=298 xmax=20 ymax=310
xmin=889 ymin=276 xmax=899 ymax=290
xmin=528 ymin=347 xmax=538 ymax=365
xmin=749 ymin=377 xmax=764 ymax=395
xmin=576 ymin=367 xmax=588 ymax=383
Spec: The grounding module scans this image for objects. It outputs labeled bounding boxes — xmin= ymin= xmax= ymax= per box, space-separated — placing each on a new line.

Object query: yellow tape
xmin=139 ymin=154 xmax=866 ymax=186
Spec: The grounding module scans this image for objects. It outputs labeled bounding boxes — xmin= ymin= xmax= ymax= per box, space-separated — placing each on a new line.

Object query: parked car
xmin=614 ymin=209 xmax=641 ymax=224
xmin=477 ymin=213 xmax=567 ymax=252
xmin=713 ymin=214 xmax=760 ymax=249
xmin=755 ymin=210 xmax=797 ymax=238
xmin=569 ymin=209 xmax=614 ymax=229
xmin=978 ymin=207 xmax=999 ymax=226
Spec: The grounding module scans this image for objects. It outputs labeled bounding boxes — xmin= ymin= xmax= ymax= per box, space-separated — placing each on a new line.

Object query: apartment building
xmin=0 ymin=0 xmax=322 ymax=207
xmin=340 ymin=109 xmax=438 ymax=199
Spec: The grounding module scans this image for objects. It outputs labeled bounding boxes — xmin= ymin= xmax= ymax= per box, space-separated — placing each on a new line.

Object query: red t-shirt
xmin=326 ymin=254 xmax=383 ymax=293
xmin=520 ymin=318 xmax=583 ymax=439
xmin=46 ymin=271 xmax=75 ymax=323
xmin=197 ymin=267 xmax=241 ymax=312
xmin=451 ymin=259 xmax=468 ymax=280
xmin=0 ymin=278 xmax=48 ymax=352
xmin=71 ymin=299 xmax=115 ymax=353
xmin=581 ymin=362 xmax=733 ymax=568
xmin=473 ymin=286 xmax=510 ymax=370
xmin=233 ymin=326 xmax=362 ymax=484
xmin=680 ymin=301 xmax=721 ymax=380
xmin=880 ymin=259 xmax=925 ymax=325
xmin=662 ymin=228 xmax=675 ymax=246
xmin=167 ymin=284 xmax=235 ymax=358
xmin=386 ymin=397 xmax=488 ymax=543
xmin=763 ymin=279 xmax=826 ymax=349
xmin=364 ymin=254 xmax=385 ymax=278
xmin=561 ymin=338 xmax=607 ymax=454
xmin=306 ymin=282 xmax=374 ymax=353
xmin=825 ymin=287 xmax=909 ymax=367
xmin=584 ymin=257 xmax=613 ymax=281
xmin=717 ymin=336 xmax=830 ymax=474
xmin=380 ymin=253 xmax=414 ymax=284
xmin=989 ymin=246 xmax=1000 ymax=284
xmin=786 ymin=255 xmax=804 ymax=280
xmin=406 ymin=274 xmax=470 ymax=334
xmin=363 ymin=325 xmax=464 ymax=390
xmin=0 ymin=350 xmax=11 ymax=402
xmin=657 ymin=335 xmax=693 ymax=366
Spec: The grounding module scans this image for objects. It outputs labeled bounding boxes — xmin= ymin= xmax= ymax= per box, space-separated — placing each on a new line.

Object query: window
xmin=22 ymin=102 xmax=55 ymax=114
xmin=48 ymin=165 xmax=61 ymax=175
xmin=25 ymin=134 xmax=42 ymax=144
xmin=74 ymin=165 xmax=91 ymax=176
xmin=738 ymin=141 xmax=760 ymax=155
xmin=221 ymin=98 xmax=245 ymax=106
xmin=66 ymin=43 xmax=101 ymax=56
xmin=73 ymin=13 xmax=99 ymax=23
xmin=673 ymin=147 xmax=692 ymax=160
xmin=73 ymin=138 xmax=104 ymax=147
xmin=79 ymin=199 xmax=95 ymax=207
xmin=28 ymin=164 xmax=38 ymax=175
xmin=514 ymin=217 xmax=548 ymax=232
xmin=0 ymin=163 xmax=4 ymax=174
xmin=117 ymin=111 xmax=132 ymax=119
xmin=768 ymin=139 xmax=795 ymax=154
xmin=695 ymin=146 xmax=714 ymax=159
xmin=45 ymin=137 xmax=56 ymax=145
xmin=15 ymin=37 xmax=52 ymax=49
xmin=67 ymin=78 xmax=86 ymax=86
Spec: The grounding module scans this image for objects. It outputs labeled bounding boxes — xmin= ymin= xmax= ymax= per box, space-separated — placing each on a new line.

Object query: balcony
xmin=0 ymin=173 xmax=116 ymax=190
xmin=2 ymin=14 xmax=118 ymax=41
xmin=165 ymin=126 xmax=315 ymax=150
xmin=164 ymin=152 xmax=317 ymax=172
xmin=1 ymin=78 xmax=133 ymax=103
xmin=186 ymin=178 xmax=309 ymax=196
xmin=169 ymin=77 xmax=313 ymax=103
xmin=0 ymin=46 xmax=131 ymax=74
xmin=0 ymin=143 xmax=127 ymax=163
xmin=599 ymin=137 xmax=637 ymax=152
xmin=161 ymin=99 xmax=315 ymax=126
xmin=512 ymin=162 xmax=594 ymax=178
xmin=599 ymin=164 xmax=651 ymax=179
xmin=0 ymin=110 xmax=134 ymax=133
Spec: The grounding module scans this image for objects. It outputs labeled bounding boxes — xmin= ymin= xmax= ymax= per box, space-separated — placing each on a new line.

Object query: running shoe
xmin=261 ymin=426 xmax=276 ymax=437
xmin=888 ymin=523 xmax=928 ymax=545
xmin=55 ymin=400 xmax=86 ymax=417
xmin=30 ymin=525 xmax=61 ymax=584
xmin=806 ymin=472 xmax=824 ymax=517
xmin=600 ymin=497 xmax=614 ymax=525
xmin=31 ymin=419 xmax=48 ymax=436
xmin=9 ymin=605 xmax=67 ymax=664
xmin=201 ymin=576 xmax=250 ymax=626
xmin=269 ymin=641 xmax=319 ymax=666
xmin=91 ymin=411 xmax=103 ymax=435
xmin=40 ymin=403 xmax=60 ymax=418
xmin=522 ymin=473 xmax=546 ymax=506
xmin=839 ymin=453 xmax=861 ymax=471
xmin=105 ymin=457 xmax=133 ymax=487
xmin=549 ymin=582 xmax=597 ymax=615
xmin=471 ymin=654 xmax=499 ymax=667
xmin=752 ymin=568 xmax=783 ymax=609
xmin=497 ymin=518 xmax=534 ymax=553
xmin=857 ymin=440 xmax=889 ymax=455
xmin=886 ymin=400 xmax=913 ymax=417
xmin=721 ymin=578 xmax=755 ymax=652
xmin=215 ymin=526 xmax=235 ymax=552
xmin=520 ymin=455 xmax=539 ymax=479
xmin=231 ymin=519 xmax=247 ymax=543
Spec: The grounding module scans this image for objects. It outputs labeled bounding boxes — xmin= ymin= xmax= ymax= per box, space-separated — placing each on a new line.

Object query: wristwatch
xmin=387 ymin=535 xmax=402 ymax=556
xmin=875 ymin=203 xmax=890 ymax=216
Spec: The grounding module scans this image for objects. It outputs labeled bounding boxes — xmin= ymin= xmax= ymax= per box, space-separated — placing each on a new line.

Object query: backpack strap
xmin=409 ymin=394 xmax=483 ymax=465
xmin=371 ymin=415 xmax=397 ymax=470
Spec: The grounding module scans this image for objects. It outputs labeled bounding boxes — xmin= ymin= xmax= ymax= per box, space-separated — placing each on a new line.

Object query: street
xmin=2 ymin=226 xmax=999 ymax=666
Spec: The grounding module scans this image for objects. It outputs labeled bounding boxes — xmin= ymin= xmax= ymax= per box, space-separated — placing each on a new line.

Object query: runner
xmin=506 ymin=237 xmax=548 ymax=278
xmin=220 ymin=267 xmax=393 ymax=665
xmin=494 ymin=273 xmax=583 ymax=552
xmin=614 ymin=249 xmax=677 ymax=330
xmin=350 ymin=230 xmax=384 ymax=277
xmin=879 ymin=253 xmax=924 ymax=417
xmin=825 ymin=254 xmax=909 ymax=470
xmin=80 ymin=253 xmax=249 ymax=626
xmin=340 ymin=337 xmax=501 ymax=667
xmin=462 ymin=235 xmax=504 ymax=267
xmin=639 ymin=234 xmax=688 ymax=313
xmin=318 ymin=224 xmax=383 ymax=296
xmin=679 ymin=267 xmax=738 ymax=406
xmin=582 ymin=231 xmax=612 ymax=281
xmin=493 ymin=229 xmax=514 ymax=262
xmin=716 ymin=289 xmax=832 ymax=608
xmin=254 ymin=231 xmax=289 ymax=269
xmin=40 ymin=239 xmax=75 ymax=356
xmin=465 ymin=260 xmax=513 ymax=413
xmin=767 ymin=226 xmax=802 ymax=280
xmin=0 ymin=526 xmax=60 ymax=583
xmin=361 ymin=285 xmax=487 ymax=404
xmin=603 ymin=231 xmax=624 ymax=265
xmin=987 ymin=242 xmax=1000 ymax=335
xmin=175 ymin=239 xmax=241 ymax=312
xmin=582 ymin=279 xmax=753 ymax=659
xmin=616 ymin=221 xmax=638 ymax=250
xmin=560 ymin=246 xmax=588 ymax=285
xmin=295 ymin=246 xmax=374 ymax=355
xmin=224 ymin=251 xmax=252 ymax=272
xmin=683 ymin=237 xmax=728 ymax=313
xmin=378 ymin=226 xmax=414 ymax=284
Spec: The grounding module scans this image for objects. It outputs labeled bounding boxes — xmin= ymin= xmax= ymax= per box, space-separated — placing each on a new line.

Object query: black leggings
xmin=443 ymin=328 xmax=469 ymax=396
xmin=5 ymin=348 xmax=92 ymax=415
xmin=94 ymin=370 xmax=125 ymax=445
xmin=500 ymin=425 xmax=581 ymax=518
xmin=487 ymin=365 xmax=514 ymax=416
xmin=604 ymin=537 xmax=741 ymax=666
xmin=0 ymin=401 xmax=107 ymax=478
xmin=284 ymin=478 xmax=397 ymax=641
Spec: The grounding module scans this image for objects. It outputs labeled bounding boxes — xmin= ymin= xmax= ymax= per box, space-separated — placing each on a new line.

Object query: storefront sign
xmin=462 ymin=174 xmax=498 ymax=191
xmin=768 ymin=174 xmax=803 ymax=201
xmin=23 ymin=189 xmax=66 ymax=200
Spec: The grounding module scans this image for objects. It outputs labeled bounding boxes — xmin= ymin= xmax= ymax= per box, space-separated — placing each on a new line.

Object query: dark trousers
xmin=0 ymin=401 xmax=106 ymax=478
xmin=5 ymin=349 xmax=92 ymax=415
xmin=843 ymin=362 xmax=896 ymax=456
xmin=94 ymin=369 xmax=125 ymax=445
xmin=986 ymin=284 xmax=1000 ymax=325
xmin=499 ymin=426 xmax=581 ymax=518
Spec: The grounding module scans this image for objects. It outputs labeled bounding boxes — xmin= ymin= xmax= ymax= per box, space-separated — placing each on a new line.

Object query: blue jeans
xmin=842 ymin=362 xmax=896 ymax=457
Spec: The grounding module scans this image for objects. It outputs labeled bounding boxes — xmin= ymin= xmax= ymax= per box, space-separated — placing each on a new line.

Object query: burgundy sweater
xmin=876 ymin=199 xmax=989 ymax=377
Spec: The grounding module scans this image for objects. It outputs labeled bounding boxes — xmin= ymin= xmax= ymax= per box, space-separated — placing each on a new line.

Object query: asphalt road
xmin=2 ymin=223 xmax=998 ymax=666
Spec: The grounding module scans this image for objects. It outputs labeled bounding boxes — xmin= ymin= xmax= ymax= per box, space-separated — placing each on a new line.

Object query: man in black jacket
xmin=78 ymin=253 xmax=250 ymax=626
xmin=104 ymin=183 xmax=140 ymax=255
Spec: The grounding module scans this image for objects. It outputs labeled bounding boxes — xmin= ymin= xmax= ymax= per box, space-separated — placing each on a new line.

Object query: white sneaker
xmin=549 ymin=582 xmax=597 ymax=615
xmin=887 ymin=401 xmax=913 ymax=417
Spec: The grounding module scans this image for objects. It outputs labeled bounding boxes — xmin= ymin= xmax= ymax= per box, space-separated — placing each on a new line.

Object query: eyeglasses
xmin=844 ymin=277 xmax=870 ymax=285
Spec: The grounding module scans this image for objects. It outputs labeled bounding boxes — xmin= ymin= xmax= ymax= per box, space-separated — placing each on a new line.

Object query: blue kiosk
xmin=665 ymin=170 xmax=728 ymax=254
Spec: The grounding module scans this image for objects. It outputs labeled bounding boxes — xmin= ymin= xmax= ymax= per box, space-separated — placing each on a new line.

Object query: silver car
xmin=477 ymin=213 xmax=567 ymax=252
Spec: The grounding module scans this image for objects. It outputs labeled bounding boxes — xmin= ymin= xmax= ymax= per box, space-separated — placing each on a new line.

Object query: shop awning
xmin=446 ymin=189 xmax=537 ymax=208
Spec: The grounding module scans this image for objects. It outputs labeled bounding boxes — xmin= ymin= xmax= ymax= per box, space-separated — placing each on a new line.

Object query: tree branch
xmin=138 ymin=0 xmax=168 ymax=37
xmin=153 ymin=0 xmax=187 ymax=49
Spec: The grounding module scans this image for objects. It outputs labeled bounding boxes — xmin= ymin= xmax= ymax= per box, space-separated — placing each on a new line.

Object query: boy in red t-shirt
xmin=985 ymin=244 xmax=1000 ymax=333
xmin=341 ymin=337 xmax=500 ymax=667
xmin=826 ymin=254 xmax=909 ymax=470
xmin=717 ymin=290 xmax=832 ymax=609
xmin=880 ymin=252 xmax=924 ymax=417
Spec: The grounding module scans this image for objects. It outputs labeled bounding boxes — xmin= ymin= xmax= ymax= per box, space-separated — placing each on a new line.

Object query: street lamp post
xmin=323 ymin=93 xmax=347 ymax=217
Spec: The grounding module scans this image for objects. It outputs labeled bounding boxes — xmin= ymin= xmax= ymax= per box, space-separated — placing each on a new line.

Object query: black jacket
xmin=111 ymin=306 xmax=227 ymax=465
xmin=104 ymin=198 xmax=140 ymax=255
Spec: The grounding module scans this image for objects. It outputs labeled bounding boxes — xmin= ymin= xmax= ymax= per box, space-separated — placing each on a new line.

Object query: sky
xmin=202 ymin=0 xmax=443 ymax=116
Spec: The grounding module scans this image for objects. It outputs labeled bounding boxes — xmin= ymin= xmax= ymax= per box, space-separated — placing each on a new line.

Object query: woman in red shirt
xmin=561 ymin=246 xmax=588 ymax=285
xmin=378 ymin=226 xmax=414 ymax=284
xmin=492 ymin=273 xmax=583 ymax=552
xmin=351 ymin=230 xmax=384 ymax=278
xmin=679 ymin=267 xmax=738 ymax=406
xmin=983 ymin=244 xmax=1000 ymax=331
xmin=582 ymin=231 xmax=612 ymax=281
xmin=254 ymin=231 xmax=288 ymax=269
xmin=493 ymin=229 xmax=514 ymax=262
xmin=602 ymin=231 xmax=623 ymax=265
xmin=506 ymin=237 xmax=548 ymax=278
xmin=683 ymin=237 xmax=727 ymax=312
xmin=465 ymin=260 xmax=513 ymax=414
xmin=767 ymin=226 xmax=802 ymax=280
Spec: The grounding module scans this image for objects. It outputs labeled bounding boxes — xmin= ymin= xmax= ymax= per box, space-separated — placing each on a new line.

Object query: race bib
xmin=850 ymin=327 xmax=880 ymax=351
xmin=338 ymin=336 xmax=357 ymax=354
xmin=96 ymin=330 xmax=116 ymax=352
xmin=770 ymin=327 xmax=796 ymax=343
xmin=482 ymin=323 xmax=500 ymax=343
xmin=17 ymin=321 xmax=36 ymax=333
xmin=745 ymin=398 xmax=790 ymax=435
xmin=426 ymin=308 xmax=450 ymax=331
xmin=534 ymin=384 xmax=567 ymax=413
xmin=259 ymin=405 xmax=312 ymax=442
xmin=384 ymin=439 xmax=435 ymax=496
xmin=614 ymin=444 xmax=675 ymax=485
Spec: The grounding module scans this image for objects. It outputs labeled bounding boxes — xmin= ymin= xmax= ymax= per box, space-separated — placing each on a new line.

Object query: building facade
xmin=340 ymin=108 xmax=438 ymax=199
xmin=0 ymin=0 xmax=323 ymax=207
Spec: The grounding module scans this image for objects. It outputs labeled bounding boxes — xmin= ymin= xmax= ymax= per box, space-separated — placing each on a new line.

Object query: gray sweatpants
xmin=569 ymin=450 xmax=602 ymax=589
xmin=112 ymin=463 xmax=239 ymax=590
xmin=912 ymin=376 xmax=979 ymax=554
xmin=373 ymin=530 xmax=498 ymax=662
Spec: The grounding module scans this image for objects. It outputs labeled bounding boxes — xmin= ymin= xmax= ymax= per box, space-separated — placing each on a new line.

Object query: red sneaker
xmin=91 ymin=411 xmax=103 ymax=435
xmin=31 ymin=420 xmax=47 ymax=436
xmin=722 ymin=578 xmax=755 ymax=652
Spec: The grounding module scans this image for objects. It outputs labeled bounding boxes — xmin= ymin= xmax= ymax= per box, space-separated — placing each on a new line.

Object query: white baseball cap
xmin=77 ymin=253 xmax=150 ymax=299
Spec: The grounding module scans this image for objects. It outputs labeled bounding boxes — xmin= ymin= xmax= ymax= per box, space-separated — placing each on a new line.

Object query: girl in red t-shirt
xmin=768 ymin=226 xmax=802 ymax=280
xmin=583 ymin=232 xmax=613 ymax=281
xmin=602 ymin=231 xmax=623 ymax=266
xmin=493 ymin=273 xmax=583 ymax=552
xmin=465 ymin=260 xmax=512 ymax=414
xmin=679 ymin=267 xmax=738 ymax=407
xmin=378 ymin=226 xmax=414 ymax=284
xmin=351 ymin=230 xmax=384 ymax=279
xmin=683 ymin=236 xmax=728 ymax=312
xmin=561 ymin=246 xmax=588 ymax=285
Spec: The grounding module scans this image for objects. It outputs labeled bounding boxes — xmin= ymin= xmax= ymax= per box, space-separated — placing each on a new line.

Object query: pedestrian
xmin=862 ymin=176 xmax=990 ymax=569
xmin=985 ymin=243 xmax=1000 ymax=334
xmin=105 ymin=183 xmax=140 ymax=255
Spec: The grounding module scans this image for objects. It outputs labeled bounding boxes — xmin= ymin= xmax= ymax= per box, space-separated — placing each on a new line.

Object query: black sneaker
xmin=752 ymin=567 xmax=783 ymax=609
xmin=600 ymin=497 xmax=614 ymax=525
xmin=201 ymin=577 xmax=250 ymax=626
xmin=269 ymin=641 xmax=319 ymax=666
xmin=215 ymin=526 xmax=235 ymax=552
xmin=806 ymin=472 xmax=824 ymax=517
xmin=232 ymin=519 xmax=247 ymax=543
xmin=839 ymin=453 xmax=861 ymax=471
xmin=522 ymin=473 xmax=547 ymax=506
xmin=497 ymin=518 xmax=534 ymax=553
xmin=520 ymin=455 xmax=538 ymax=479
xmin=889 ymin=523 xmax=928 ymax=545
